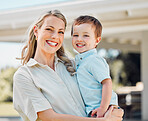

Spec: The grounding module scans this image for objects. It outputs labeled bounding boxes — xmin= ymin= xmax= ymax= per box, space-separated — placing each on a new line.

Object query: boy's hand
xmin=91 ymin=107 xmax=106 ymax=118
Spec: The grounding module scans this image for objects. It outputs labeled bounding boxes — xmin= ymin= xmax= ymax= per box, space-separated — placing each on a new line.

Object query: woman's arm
xmin=37 ymin=106 xmax=123 ymax=121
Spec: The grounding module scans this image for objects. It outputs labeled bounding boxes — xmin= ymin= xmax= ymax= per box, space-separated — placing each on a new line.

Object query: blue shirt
xmin=75 ymin=49 xmax=118 ymax=115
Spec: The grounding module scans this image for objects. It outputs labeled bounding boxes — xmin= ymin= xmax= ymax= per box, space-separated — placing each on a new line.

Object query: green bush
xmin=0 ymin=67 xmax=17 ymax=102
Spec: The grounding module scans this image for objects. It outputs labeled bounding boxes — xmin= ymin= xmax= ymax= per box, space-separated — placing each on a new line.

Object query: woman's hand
xmin=111 ymin=105 xmax=124 ymax=117
xmin=91 ymin=107 xmax=106 ymax=118
xmin=103 ymin=106 xmax=124 ymax=121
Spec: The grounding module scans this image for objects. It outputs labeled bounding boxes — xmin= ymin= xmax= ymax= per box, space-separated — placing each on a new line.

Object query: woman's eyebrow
xmin=59 ymin=28 xmax=64 ymax=30
xmin=46 ymin=26 xmax=54 ymax=28
xmin=45 ymin=26 xmax=64 ymax=30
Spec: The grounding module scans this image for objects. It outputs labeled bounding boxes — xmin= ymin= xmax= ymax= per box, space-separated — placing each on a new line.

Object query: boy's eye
xmin=73 ymin=34 xmax=78 ymax=37
xmin=84 ymin=35 xmax=89 ymax=37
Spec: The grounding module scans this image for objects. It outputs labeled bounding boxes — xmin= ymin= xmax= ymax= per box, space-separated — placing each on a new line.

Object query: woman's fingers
xmin=104 ymin=106 xmax=123 ymax=121
xmin=107 ymin=105 xmax=114 ymax=114
xmin=113 ymin=116 xmax=123 ymax=121
xmin=104 ymin=105 xmax=113 ymax=117
xmin=110 ymin=105 xmax=120 ymax=109
xmin=112 ymin=108 xmax=124 ymax=117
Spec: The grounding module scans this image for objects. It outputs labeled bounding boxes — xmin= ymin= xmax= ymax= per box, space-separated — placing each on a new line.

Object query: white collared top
xmin=13 ymin=58 xmax=86 ymax=121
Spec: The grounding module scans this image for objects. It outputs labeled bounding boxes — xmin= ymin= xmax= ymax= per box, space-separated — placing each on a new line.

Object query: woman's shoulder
xmin=15 ymin=65 xmax=28 ymax=74
xmin=13 ymin=65 xmax=31 ymax=82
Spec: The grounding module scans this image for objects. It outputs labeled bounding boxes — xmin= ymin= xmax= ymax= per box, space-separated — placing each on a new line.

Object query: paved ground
xmin=124 ymin=120 xmax=148 ymax=121
xmin=0 ymin=117 xmax=21 ymax=121
xmin=0 ymin=117 xmax=148 ymax=121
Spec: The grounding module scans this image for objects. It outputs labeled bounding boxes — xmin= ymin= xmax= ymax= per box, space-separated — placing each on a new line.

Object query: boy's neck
xmin=79 ymin=48 xmax=96 ymax=54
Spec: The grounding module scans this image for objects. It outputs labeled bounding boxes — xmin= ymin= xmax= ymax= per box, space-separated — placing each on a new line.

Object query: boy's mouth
xmin=76 ymin=43 xmax=85 ymax=48
xmin=46 ymin=40 xmax=58 ymax=47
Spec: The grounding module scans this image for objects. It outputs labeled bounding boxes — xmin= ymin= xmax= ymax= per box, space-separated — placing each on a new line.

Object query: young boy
xmin=71 ymin=15 xmax=118 ymax=118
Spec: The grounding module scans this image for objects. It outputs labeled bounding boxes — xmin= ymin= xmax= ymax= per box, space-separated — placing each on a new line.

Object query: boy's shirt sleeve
xmin=89 ymin=56 xmax=111 ymax=83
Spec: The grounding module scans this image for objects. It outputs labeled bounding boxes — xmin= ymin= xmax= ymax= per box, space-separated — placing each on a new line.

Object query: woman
xmin=13 ymin=10 xmax=123 ymax=121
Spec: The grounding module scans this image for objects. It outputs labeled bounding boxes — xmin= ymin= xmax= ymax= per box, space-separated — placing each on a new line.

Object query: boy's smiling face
xmin=72 ymin=23 xmax=101 ymax=53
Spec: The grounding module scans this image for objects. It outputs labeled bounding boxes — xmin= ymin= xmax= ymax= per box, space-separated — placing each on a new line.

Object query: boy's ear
xmin=33 ymin=25 xmax=38 ymax=39
xmin=96 ymin=37 xmax=101 ymax=45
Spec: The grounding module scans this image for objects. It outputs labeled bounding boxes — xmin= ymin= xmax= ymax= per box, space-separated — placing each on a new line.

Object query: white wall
xmin=141 ymin=31 xmax=148 ymax=120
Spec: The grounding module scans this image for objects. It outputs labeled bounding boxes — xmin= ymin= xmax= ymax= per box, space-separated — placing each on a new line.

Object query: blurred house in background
xmin=0 ymin=0 xmax=148 ymax=120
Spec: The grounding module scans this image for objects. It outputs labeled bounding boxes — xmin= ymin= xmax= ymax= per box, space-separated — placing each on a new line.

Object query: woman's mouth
xmin=46 ymin=40 xmax=58 ymax=47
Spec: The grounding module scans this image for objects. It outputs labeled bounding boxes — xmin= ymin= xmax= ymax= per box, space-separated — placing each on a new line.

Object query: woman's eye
xmin=59 ymin=31 xmax=64 ymax=34
xmin=46 ymin=28 xmax=52 ymax=31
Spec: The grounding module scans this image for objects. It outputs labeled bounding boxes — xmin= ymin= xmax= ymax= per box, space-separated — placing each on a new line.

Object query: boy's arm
xmin=100 ymin=78 xmax=112 ymax=110
xmin=91 ymin=78 xmax=112 ymax=118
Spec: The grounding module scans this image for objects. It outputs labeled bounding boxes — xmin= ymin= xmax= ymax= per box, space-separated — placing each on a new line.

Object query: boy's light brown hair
xmin=71 ymin=15 xmax=102 ymax=39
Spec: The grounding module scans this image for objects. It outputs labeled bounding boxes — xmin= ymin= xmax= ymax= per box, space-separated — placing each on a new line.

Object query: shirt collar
xmin=75 ymin=49 xmax=97 ymax=62
xmin=26 ymin=57 xmax=61 ymax=67
xmin=26 ymin=58 xmax=38 ymax=67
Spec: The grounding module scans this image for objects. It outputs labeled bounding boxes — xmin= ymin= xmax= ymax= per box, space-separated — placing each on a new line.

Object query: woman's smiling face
xmin=35 ymin=15 xmax=65 ymax=55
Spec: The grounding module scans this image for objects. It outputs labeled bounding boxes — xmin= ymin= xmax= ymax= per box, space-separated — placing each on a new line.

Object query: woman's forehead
xmin=42 ymin=16 xmax=65 ymax=28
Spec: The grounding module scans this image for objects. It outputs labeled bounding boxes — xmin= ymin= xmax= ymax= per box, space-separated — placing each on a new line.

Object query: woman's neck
xmin=34 ymin=49 xmax=55 ymax=70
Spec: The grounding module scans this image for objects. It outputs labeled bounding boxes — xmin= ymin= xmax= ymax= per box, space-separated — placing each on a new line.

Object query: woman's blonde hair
xmin=21 ymin=10 xmax=75 ymax=75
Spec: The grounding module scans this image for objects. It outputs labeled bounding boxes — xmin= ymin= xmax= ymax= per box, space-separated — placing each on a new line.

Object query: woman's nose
xmin=52 ymin=32 xmax=59 ymax=39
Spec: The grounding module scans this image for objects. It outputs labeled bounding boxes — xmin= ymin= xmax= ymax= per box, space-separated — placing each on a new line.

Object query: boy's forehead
xmin=73 ymin=23 xmax=95 ymax=30
xmin=74 ymin=22 xmax=93 ymax=26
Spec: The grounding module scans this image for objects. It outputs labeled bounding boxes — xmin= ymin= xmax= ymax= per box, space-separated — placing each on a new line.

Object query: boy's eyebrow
xmin=73 ymin=32 xmax=78 ymax=34
xmin=73 ymin=32 xmax=89 ymax=34
xmin=83 ymin=32 xmax=89 ymax=34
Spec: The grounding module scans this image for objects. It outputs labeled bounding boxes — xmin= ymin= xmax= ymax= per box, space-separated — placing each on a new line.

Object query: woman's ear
xmin=96 ymin=37 xmax=101 ymax=46
xmin=34 ymin=25 xmax=38 ymax=40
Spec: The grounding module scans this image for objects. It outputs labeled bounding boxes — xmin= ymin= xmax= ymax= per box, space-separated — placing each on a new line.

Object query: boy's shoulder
xmin=87 ymin=54 xmax=108 ymax=68
xmin=88 ymin=53 xmax=105 ymax=62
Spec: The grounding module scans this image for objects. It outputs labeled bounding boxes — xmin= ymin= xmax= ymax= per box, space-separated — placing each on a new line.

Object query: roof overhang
xmin=0 ymin=0 xmax=148 ymax=53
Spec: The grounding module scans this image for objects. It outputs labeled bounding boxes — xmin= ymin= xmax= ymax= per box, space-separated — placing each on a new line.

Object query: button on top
xmin=80 ymin=58 xmax=82 ymax=60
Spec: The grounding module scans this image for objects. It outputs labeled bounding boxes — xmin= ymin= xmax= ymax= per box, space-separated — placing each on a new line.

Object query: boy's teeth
xmin=76 ymin=44 xmax=84 ymax=47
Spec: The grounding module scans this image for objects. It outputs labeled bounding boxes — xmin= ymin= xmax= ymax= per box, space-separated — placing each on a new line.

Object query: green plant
xmin=0 ymin=67 xmax=17 ymax=102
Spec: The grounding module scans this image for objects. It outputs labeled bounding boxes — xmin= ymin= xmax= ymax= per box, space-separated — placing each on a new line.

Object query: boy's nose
xmin=77 ymin=36 xmax=83 ymax=42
